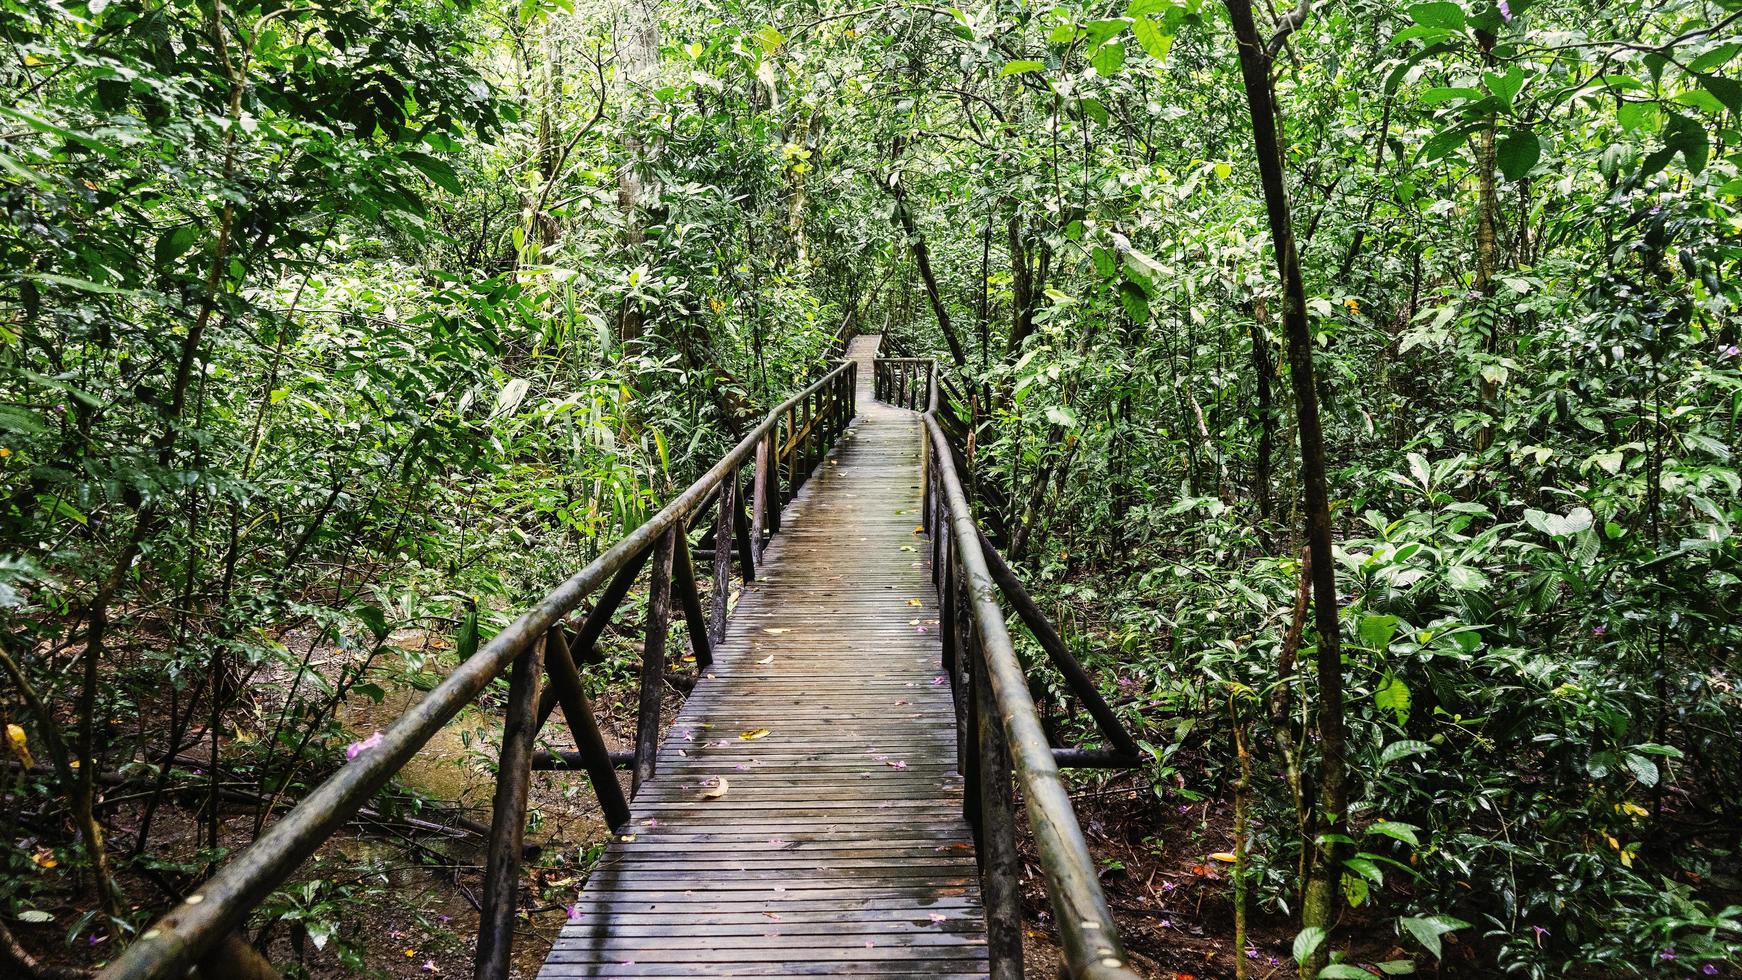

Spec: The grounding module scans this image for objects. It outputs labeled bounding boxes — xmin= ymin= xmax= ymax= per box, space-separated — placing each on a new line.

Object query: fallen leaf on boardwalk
xmin=755 ymin=654 xmax=774 ymax=664
xmin=932 ymin=675 xmax=947 ymax=685
xmin=909 ymin=619 xmax=920 ymax=625
xmin=894 ymin=700 xmax=910 ymax=706
xmin=888 ymin=760 xmax=908 ymax=770
xmin=740 ymin=728 xmax=771 ymax=740
xmin=899 ymin=545 xmax=915 ymax=552
xmin=762 ymin=628 xmax=790 ymax=634
xmin=913 ymin=526 xmax=924 ymax=534
xmin=907 ymin=598 xmax=923 ymax=606
xmin=697 ymin=777 xmax=730 ymax=800
xmin=1208 ymin=852 xmax=1237 ymax=863
xmin=929 ymin=913 xmax=948 ymax=923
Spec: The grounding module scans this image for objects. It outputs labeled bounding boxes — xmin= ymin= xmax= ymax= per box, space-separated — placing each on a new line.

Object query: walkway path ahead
xmin=539 ymin=336 xmax=990 ymax=977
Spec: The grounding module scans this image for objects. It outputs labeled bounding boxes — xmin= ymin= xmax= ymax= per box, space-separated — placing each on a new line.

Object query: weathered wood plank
xmin=537 ymin=336 xmax=986 ymax=979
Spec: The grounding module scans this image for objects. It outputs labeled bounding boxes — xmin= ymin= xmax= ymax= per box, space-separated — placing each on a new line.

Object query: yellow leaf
xmin=755 ymin=654 xmax=774 ymax=665
xmin=5 ymin=723 xmax=34 ymax=770
xmin=697 ymin=777 xmax=730 ymax=800
xmin=1208 ymin=852 xmax=1237 ymax=863
xmin=762 ymin=628 xmax=790 ymax=635
xmin=913 ymin=526 xmax=924 ymax=534
xmin=740 ymin=728 xmax=770 ymax=740
xmin=906 ymin=599 xmax=922 ymax=606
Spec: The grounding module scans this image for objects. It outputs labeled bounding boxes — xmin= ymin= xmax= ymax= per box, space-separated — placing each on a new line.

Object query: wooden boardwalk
xmin=539 ymin=336 xmax=989 ymax=977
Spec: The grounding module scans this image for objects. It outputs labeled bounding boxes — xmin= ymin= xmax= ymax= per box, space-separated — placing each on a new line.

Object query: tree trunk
xmin=1221 ymin=3 xmax=1348 ymax=975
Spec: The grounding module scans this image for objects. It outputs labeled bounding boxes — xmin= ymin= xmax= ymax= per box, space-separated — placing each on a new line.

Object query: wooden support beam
xmin=711 ymin=476 xmax=733 ymax=641
xmin=541 ymin=627 xmax=630 ymax=830
xmin=535 ymin=545 xmax=651 ymax=728
xmin=671 ymin=528 xmax=713 ymax=671
xmin=753 ymin=437 xmax=772 ymax=550
xmin=732 ymin=476 xmax=755 ymax=583
xmin=975 ymin=530 xmax=1142 ymax=760
xmin=975 ymin=652 xmax=1024 ymax=980
xmin=473 ymin=638 xmax=542 ymax=980
xmin=633 ymin=530 xmax=674 ymax=794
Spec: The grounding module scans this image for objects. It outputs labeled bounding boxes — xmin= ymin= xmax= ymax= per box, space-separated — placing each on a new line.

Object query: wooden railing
xmin=877 ymin=355 xmax=1141 ymax=980
xmin=101 ymin=361 xmax=859 ymax=980
xmin=874 ymin=356 xmax=933 ymax=411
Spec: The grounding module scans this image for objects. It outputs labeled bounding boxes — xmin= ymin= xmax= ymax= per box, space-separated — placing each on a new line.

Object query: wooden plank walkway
xmin=539 ymin=336 xmax=989 ymax=978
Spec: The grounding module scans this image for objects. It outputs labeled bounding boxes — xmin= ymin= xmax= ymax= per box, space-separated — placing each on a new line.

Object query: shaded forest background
xmin=3 ymin=0 xmax=1742 ymax=976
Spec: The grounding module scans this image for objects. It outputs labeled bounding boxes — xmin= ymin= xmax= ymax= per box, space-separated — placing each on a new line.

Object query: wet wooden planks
xmin=538 ymin=336 xmax=987 ymax=978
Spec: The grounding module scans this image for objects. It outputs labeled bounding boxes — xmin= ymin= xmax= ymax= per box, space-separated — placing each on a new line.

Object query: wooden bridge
xmin=102 ymin=337 xmax=1141 ymax=980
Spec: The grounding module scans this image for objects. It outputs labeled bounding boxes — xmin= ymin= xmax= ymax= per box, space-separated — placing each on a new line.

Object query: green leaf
xmin=1496 ymin=130 xmax=1540 ymax=180
xmin=1131 ymin=16 xmax=1173 ymax=60
xmin=402 ymin=151 xmax=463 ymax=194
xmin=1406 ymin=2 xmax=1465 ymax=30
xmin=1126 ymin=0 xmax=1173 ymax=14
xmin=1294 ymin=926 xmax=1327 ymax=963
xmin=1380 ymin=739 xmax=1432 ymax=765
xmin=354 ymin=605 xmax=390 ymax=641
xmin=1446 ymin=564 xmax=1488 ymax=590
xmin=1091 ymin=40 xmax=1126 ymax=76
xmin=1483 ymin=66 xmax=1525 ymax=107
xmin=1320 ymin=964 xmax=1376 ymax=978
xmin=1343 ymin=872 xmax=1370 ymax=907
xmin=1624 ymin=752 xmax=1659 ymax=787
xmin=1359 ymin=614 xmax=1399 ymax=651
xmin=1000 ymin=60 xmax=1045 ymax=78
xmin=1376 ymin=673 xmax=1412 ymax=725
xmin=1701 ymin=74 xmax=1742 ymax=114
xmin=1367 ymin=821 xmax=1422 ymax=847
xmin=1399 ymin=915 xmax=1470 ymax=959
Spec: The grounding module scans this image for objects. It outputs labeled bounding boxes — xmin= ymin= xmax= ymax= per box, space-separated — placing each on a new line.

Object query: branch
xmin=1265 ymin=0 xmax=1311 ymax=60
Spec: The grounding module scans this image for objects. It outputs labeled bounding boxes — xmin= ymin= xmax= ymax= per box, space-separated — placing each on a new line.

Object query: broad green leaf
xmin=1381 ymin=739 xmax=1432 ymax=765
xmin=1131 ymin=16 xmax=1173 ymax=60
xmin=1294 ymin=926 xmax=1327 ymax=963
xmin=1320 ymin=967 xmax=1377 ymax=979
xmin=1091 ymin=40 xmax=1126 ymax=76
xmin=1000 ymin=60 xmax=1045 ymax=78
xmin=1367 ymin=821 xmax=1421 ymax=847
xmin=1446 ymin=564 xmax=1487 ymax=590
xmin=1359 ymin=614 xmax=1399 ymax=651
xmin=1496 ymin=130 xmax=1540 ymax=180
xmin=1406 ymin=2 xmax=1465 ymax=30
xmin=1376 ymin=673 xmax=1411 ymax=725
xmin=403 ymin=150 xmax=464 ymax=194
xmin=1399 ymin=915 xmax=1470 ymax=959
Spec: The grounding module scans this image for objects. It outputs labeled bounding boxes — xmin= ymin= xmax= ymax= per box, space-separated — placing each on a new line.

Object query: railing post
xmin=763 ymin=427 xmax=781 ymax=535
xmin=975 ymin=650 xmax=1025 ymax=980
xmin=960 ymin=608 xmax=982 ymax=838
xmin=473 ymin=636 xmax=544 ymax=980
xmin=782 ymin=406 xmax=795 ymax=503
xmin=671 ymin=527 xmax=713 ymax=671
xmin=711 ymin=475 xmax=733 ymax=641
xmin=542 ymin=627 xmax=630 ymax=830
xmin=733 ymin=478 xmax=755 ymax=582
xmin=633 ymin=529 xmax=674 ymax=794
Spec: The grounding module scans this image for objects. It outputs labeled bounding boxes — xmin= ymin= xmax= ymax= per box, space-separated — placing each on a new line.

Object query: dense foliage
xmin=2 ymin=0 xmax=1740 ymax=975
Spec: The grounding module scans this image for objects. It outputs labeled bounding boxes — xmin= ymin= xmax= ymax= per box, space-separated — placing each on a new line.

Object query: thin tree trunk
xmin=1222 ymin=3 xmax=1347 ymax=975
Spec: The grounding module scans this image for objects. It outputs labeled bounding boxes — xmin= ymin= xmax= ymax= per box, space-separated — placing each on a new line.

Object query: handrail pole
xmin=711 ymin=475 xmax=734 ymax=639
xmin=924 ymin=410 xmax=1139 ymax=979
xmin=975 ymin=647 xmax=1024 ymax=980
xmin=100 ymin=360 xmax=853 ymax=980
xmin=542 ymin=627 xmax=629 ymax=829
xmin=633 ymin=528 xmax=675 ymax=794
xmin=671 ymin=529 xmax=713 ymax=671
xmin=977 ymin=529 xmax=1141 ymax=759
xmin=473 ymin=635 xmax=543 ymax=980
